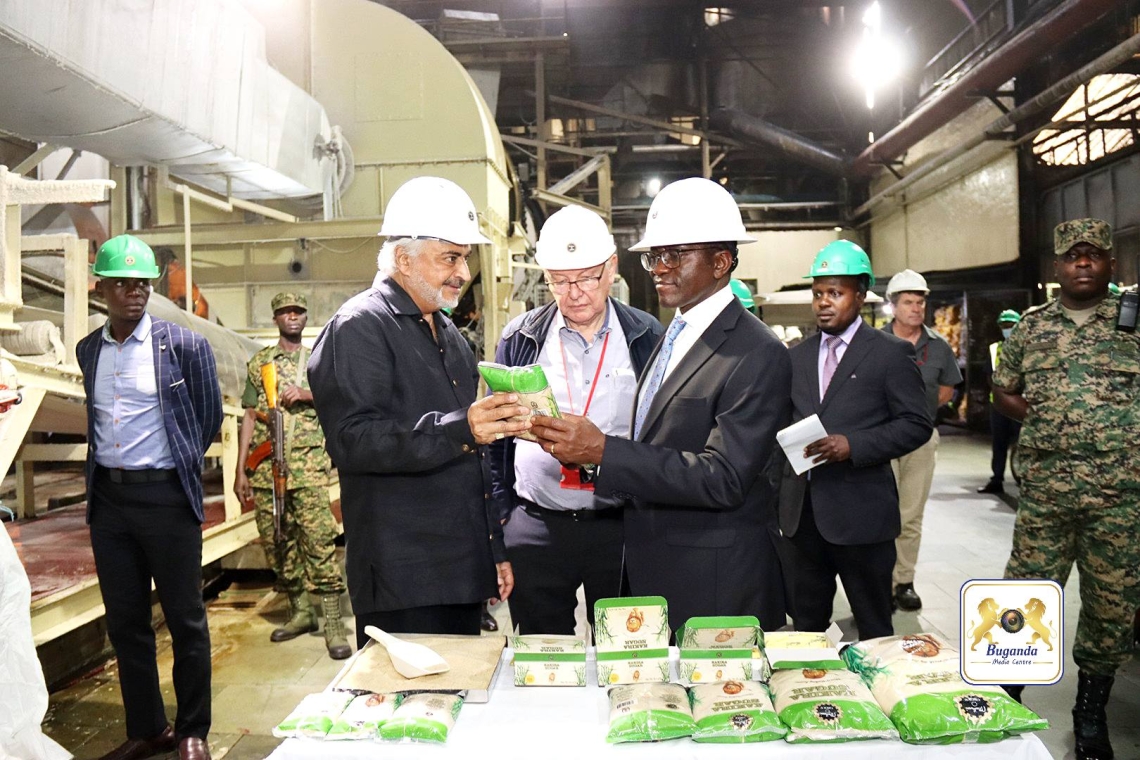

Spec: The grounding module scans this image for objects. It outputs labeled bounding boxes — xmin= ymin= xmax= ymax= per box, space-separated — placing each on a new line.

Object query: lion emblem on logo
xmin=1023 ymin=598 xmax=1056 ymax=651
xmin=968 ymin=597 xmax=1002 ymax=651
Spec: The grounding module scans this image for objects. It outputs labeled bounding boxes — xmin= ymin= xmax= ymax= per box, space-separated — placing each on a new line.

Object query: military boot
xmin=1073 ymin=670 xmax=1114 ymax=760
xmin=270 ymin=592 xmax=317 ymax=642
xmin=321 ymin=594 xmax=352 ymax=660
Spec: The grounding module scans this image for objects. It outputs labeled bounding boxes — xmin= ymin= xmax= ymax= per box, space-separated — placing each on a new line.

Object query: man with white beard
xmin=308 ymin=176 xmax=529 ymax=643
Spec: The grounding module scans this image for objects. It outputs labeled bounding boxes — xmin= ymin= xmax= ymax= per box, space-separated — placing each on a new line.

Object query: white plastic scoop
xmin=365 ymin=626 xmax=451 ymax=679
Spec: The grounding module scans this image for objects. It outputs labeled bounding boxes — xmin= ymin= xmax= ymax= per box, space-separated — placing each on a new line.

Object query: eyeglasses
xmin=639 ymin=245 xmax=720 ymax=272
xmin=546 ymin=264 xmax=608 ymax=295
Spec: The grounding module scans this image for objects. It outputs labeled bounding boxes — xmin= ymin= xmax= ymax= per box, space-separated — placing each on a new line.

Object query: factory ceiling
xmin=374 ymin=0 xmax=1140 ymax=227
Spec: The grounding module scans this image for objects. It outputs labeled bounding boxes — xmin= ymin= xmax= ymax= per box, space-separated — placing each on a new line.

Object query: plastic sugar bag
xmin=272 ymin=692 xmax=354 ymax=738
xmin=378 ymin=692 xmax=464 ymax=744
xmin=325 ymin=692 xmax=402 ymax=740
xmin=605 ymin=683 xmax=695 ymax=744
xmin=769 ymin=668 xmax=898 ymax=743
xmin=689 ymin=680 xmax=787 ymax=743
xmin=843 ymin=633 xmax=1050 ymax=744
xmin=0 ymin=524 xmax=71 ymax=760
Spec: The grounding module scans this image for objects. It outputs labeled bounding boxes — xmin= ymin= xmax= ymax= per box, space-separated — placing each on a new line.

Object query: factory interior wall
xmin=869 ymin=98 xmax=1020 ymax=279
xmin=733 ymin=229 xmax=846 ymax=293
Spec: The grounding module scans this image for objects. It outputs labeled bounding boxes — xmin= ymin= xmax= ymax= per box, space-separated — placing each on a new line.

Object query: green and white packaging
xmin=594 ymin=596 xmax=671 ymax=686
xmin=512 ymin=635 xmax=587 ymax=687
xmin=678 ymin=616 xmax=761 ymax=649
xmin=763 ymin=629 xmax=846 ymax=671
xmin=378 ymin=692 xmax=464 ymax=744
xmin=597 ymin=651 xmax=672 ymax=687
xmin=843 ymin=633 xmax=1050 ymax=744
xmin=769 ymin=668 xmax=898 ymax=743
xmin=689 ymin=680 xmax=787 ymax=743
xmin=477 ymin=362 xmax=560 ymax=441
xmin=606 ymin=683 xmax=695 ymax=744
xmin=272 ymin=691 xmax=354 ymax=738
xmin=678 ymin=615 xmax=760 ymax=684
xmin=325 ymin=692 xmax=402 ymax=740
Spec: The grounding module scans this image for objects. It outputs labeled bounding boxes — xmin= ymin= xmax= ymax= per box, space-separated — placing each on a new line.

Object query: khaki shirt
xmin=993 ymin=293 xmax=1140 ymax=453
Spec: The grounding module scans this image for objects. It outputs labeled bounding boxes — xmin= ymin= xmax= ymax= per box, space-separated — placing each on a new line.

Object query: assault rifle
xmin=246 ymin=363 xmax=288 ymax=554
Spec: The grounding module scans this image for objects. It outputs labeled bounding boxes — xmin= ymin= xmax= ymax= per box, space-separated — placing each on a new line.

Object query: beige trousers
xmin=891 ymin=429 xmax=939 ymax=586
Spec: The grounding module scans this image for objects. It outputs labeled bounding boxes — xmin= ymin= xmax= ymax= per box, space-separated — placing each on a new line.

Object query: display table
xmin=268 ymin=648 xmax=1053 ymax=759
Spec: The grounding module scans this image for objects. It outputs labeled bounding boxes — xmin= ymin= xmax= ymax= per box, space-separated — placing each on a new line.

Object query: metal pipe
xmin=613 ymin=200 xmax=841 ymax=212
xmin=853 ymin=31 xmax=1140 ymax=217
xmin=183 ymin=192 xmax=193 ymax=317
xmin=709 ymin=108 xmax=849 ymax=176
xmin=851 ymin=0 xmax=1123 ymax=177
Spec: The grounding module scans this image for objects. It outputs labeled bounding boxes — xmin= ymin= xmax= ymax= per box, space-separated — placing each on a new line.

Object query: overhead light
xmin=646 ymin=177 xmax=662 ymax=198
xmin=852 ymin=1 xmax=902 ymax=111
xmin=834 ymin=226 xmax=843 ymax=232
xmin=868 ymin=131 xmax=875 ymax=143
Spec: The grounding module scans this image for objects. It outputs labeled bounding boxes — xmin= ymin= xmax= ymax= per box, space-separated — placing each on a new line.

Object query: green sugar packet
xmin=478 ymin=362 xmax=560 ymax=441
xmin=843 ymin=633 xmax=1049 ymax=744
xmin=606 ymin=683 xmax=695 ymax=744
xmin=689 ymin=680 xmax=787 ymax=743
xmin=378 ymin=692 xmax=464 ymax=744
xmin=769 ymin=668 xmax=898 ymax=743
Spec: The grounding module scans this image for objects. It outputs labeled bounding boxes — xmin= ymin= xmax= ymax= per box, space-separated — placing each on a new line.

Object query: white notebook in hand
xmin=776 ymin=414 xmax=829 ymax=476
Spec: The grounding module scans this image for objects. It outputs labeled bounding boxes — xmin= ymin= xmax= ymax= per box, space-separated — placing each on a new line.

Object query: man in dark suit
xmin=779 ymin=240 xmax=931 ymax=641
xmin=308 ymin=177 xmax=529 ymax=646
xmin=77 ymin=235 xmax=222 ymax=760
xmin=531 ymin=177 xmax=791 ymax=634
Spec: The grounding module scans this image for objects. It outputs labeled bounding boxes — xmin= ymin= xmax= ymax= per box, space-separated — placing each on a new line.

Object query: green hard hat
xmin=805 ymin=240 xmax=875 ymax=285
xmin=93 ymin=235 xmax=160 ymax=278
xmin=729 ymin=279 xmax=755 ymax=308
xmin=997 ymin=309 xmax=1021 ymax=325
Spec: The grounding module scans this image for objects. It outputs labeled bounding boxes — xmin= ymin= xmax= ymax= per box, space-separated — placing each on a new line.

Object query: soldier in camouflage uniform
xmin=993 ymin=218 xmax=1139 ymax=760
xmin=234 ymin=293 xmax=350 ymax=660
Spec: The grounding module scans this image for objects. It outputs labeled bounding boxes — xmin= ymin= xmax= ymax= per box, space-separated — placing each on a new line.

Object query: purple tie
xmin=821 ymin=335 xmax=842 ymax=397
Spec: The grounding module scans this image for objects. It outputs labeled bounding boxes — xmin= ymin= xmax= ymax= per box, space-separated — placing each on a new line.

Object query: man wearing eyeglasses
xmin=488 ymin=205 xmax=663 ymax=636
xmin=530 ymin=178 xmax=792 ymax=634
xmin=77 ymin=235 xmax=222 ymax=760
xmin=992 ymin=218 xmax=1140 ymax=760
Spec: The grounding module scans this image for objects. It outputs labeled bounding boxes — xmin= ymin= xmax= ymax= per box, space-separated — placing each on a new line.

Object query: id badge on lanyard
xmin=557 ymin=332 xmax=610 ymax=492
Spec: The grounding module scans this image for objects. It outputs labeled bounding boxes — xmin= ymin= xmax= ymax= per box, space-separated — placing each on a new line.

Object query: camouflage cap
xmin=1054 ymin=218 xmax=1112 ymax=256
xmin=271 ymin=292 xmax=307 ymax=312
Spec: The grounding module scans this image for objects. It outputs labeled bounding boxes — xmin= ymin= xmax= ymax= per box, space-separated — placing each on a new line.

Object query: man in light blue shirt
xmin=489 ymin=205 xmax=662 ymax=635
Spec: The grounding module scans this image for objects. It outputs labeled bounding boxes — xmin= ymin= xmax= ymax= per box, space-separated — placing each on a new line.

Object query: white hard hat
xmin=535 ymin=205 xmax=616 ymax=270
xmin=630 ymin=177 xmax=757 ymax=251
xmin=885 ymin=268 xmax=930 ymax=297
xmin=379 ymin=176 xmax=491 ymax=245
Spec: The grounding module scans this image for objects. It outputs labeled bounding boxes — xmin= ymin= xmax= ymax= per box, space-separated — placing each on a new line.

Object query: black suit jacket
xmin=597 ymin=298 xmax=792 ymax=632
xmin=307 ymin=277 xmax=502 ymax=617
xmin=778 ymin=322 xmax=932 ymax=545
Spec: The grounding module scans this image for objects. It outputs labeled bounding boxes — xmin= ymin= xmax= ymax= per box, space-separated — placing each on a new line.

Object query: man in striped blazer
xmin=76 ymin=235 xmax=222 ymax=760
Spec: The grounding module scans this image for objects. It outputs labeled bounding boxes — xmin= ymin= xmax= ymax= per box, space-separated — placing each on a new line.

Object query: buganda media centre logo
xmin=960 ymin=579 xmax=1064 ymax=686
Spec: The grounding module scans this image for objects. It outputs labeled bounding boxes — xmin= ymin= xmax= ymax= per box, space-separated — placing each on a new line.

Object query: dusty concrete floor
xmin=40 ymin=432 xmax=1139 ymax=759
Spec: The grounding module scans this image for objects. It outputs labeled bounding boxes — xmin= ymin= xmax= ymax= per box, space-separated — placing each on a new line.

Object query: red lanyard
xmin=559 ymin=331 xmax=610 ymax=417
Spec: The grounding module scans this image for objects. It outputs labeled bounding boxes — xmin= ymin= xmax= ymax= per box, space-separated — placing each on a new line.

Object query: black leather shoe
xmin=977 ymin=481 xmax=1004 ymax=494
xmin=178 ymin=737 xmax=211 ymax=760
xmin=893 ymin=583 xmax=923 ymax=611
xmin=480 ymin=605 xmax=499 ymax=632
xmin=1073 ymin=671 xmax=1114 ymax=760
xmin=98 ymin=726 xmax=176 ymax=760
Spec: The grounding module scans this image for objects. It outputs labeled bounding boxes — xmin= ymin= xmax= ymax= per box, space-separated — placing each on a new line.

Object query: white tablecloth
xmin=268 ymin=649 xmax=1054 ymax=760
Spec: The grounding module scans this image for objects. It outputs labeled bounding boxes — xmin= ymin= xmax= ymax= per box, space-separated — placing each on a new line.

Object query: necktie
xmin=821 ymin=334 xmax=842 ymax=398
xmin=634 ymin=316 xmax=686 ymax=439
